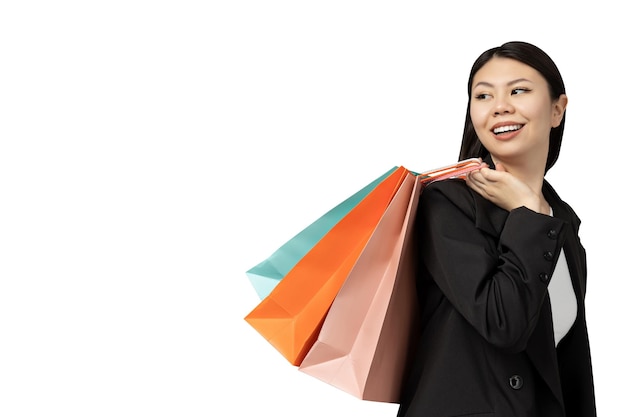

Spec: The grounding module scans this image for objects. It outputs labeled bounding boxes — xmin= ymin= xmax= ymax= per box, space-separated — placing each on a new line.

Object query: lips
xmin=491 ymin=123 xmax=524 ymax=140
xmin=492 ymin=124 xmax=523 ymax=135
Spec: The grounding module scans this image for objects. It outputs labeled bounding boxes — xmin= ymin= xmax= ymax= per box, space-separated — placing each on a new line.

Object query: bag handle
xmin=417 ymin=158 xmax=483 ymax=186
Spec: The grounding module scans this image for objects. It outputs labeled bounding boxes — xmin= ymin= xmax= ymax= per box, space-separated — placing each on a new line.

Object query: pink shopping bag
xmin=298 ymin=173 xmax=420 ymax=403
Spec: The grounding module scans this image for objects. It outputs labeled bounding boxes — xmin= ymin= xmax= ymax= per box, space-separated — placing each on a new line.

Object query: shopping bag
xmin=298 ymin=172 xmax=420 ymax=403
xmin=246 ymin=167 xmax=398 ymax=299
xmin=244 ymin=166 xmax=410 ymax=366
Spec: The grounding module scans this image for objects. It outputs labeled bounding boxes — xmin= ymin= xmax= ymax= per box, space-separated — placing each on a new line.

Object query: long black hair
xmin=458 ymin=41 xmax=567 ymax=173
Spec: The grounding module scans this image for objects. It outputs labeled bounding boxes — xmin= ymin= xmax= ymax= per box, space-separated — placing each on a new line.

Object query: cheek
xmin=526 ymin=107 xmax=553 ymax=131
xmin=521 ymin=99 xmax=553 ymax=124
xmin=469 ymin=105 xmax=479 ymax=124
xmin=469 ymin=105 xmax=487 ymax=130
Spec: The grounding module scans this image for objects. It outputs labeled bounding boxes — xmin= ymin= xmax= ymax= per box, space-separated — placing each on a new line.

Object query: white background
xmin=1 ymin=1 xmax=623 ymax=416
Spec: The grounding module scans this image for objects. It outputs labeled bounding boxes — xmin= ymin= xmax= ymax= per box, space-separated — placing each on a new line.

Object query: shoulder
xmin=421 ymin=177 xmax=510 ymax=238
xmin=418 ymin=178 xmax=479 ymax=223
xmin=420 ymin=178 xmax=475 ymax=210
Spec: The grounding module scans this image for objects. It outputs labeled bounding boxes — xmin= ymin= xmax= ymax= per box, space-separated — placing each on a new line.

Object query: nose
xmin=492 ymin=97 xmax=514 ymax=116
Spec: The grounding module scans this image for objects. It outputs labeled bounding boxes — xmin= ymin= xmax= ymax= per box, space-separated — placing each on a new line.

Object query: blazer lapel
xmin=545 ymin=181 xmax=585 ymax=304
xmin=525 ymin=301 xmax=565 ymax=410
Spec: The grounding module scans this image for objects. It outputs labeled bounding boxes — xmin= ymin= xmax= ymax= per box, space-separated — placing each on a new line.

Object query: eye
xmin=474 ymin=93 xmax=491 ymax=100
xmin=512 ymin=87 xmax=530 ymax=95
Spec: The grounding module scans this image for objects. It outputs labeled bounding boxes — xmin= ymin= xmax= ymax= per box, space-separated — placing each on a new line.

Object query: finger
xmin=480 ymin=167 xmax=506 ymax=183
xmin=467 ymin=171 xmax=485 ymax=186
xmin=474 ymin=167 xmax=495 ymax=183
xmin=465 ymin=176 xmax=482 ymax=193
xmin=466 ymin=173 xmax=488 ymax=191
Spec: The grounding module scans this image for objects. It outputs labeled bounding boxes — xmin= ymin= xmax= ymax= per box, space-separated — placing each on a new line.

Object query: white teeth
xmin=493 ymin=124 xmax=522 ymax=134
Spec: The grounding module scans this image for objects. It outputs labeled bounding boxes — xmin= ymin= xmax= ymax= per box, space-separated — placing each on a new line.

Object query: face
xmin=469 ymin=57 xmax=567 ymax=167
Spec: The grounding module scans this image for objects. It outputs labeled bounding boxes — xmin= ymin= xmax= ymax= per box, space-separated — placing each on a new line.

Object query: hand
xmin=465 ymin=163 xmax=546 ymax=213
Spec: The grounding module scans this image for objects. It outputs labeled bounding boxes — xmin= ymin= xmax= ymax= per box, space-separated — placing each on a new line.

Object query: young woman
xmin=397 ymin=42 xmax=596 ymax=417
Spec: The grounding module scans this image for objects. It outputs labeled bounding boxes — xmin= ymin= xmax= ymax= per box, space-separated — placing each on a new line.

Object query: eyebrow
xmin=472 ymin=78 xmax=533 ymax=90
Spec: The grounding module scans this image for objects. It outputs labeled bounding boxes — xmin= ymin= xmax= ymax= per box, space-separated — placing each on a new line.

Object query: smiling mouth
xmin=492 ymin=124 xmax=523 ymax=135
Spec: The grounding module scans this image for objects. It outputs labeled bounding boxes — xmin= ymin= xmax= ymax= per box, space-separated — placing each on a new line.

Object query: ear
xmin=551 ymin=94 xmax=568 ymax=128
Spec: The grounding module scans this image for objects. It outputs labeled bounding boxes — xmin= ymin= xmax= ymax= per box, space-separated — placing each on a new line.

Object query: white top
xmin=548 ymin=208 xmax=578 ymax=346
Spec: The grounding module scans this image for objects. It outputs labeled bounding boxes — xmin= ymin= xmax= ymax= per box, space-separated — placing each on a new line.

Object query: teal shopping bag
xmin=246 ymin=167 xmax=398 ymax=299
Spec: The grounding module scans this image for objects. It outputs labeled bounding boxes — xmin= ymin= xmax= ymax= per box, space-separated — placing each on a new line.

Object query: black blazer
xmin=397 ymin=174 xmax=596 ymax=417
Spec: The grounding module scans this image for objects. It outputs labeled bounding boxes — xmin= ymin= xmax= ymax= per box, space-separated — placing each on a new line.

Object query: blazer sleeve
xmin=418 ymin=180 xmax=567 ymax=352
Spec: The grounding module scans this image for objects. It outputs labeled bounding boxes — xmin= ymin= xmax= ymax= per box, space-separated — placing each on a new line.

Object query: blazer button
xmin=543 ymin=251 xmax=554 ymax=261
xmin=539 ymin=272 xmax=549 ymax=283
xmin=509 ymin=375 xmax=524 ymax=390
xmin=547 ymin=229 xmax=558 ymax=240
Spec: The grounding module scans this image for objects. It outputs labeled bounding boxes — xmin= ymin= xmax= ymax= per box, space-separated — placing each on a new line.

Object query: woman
xmin=397 ymin=42 xmax=596 ymax=416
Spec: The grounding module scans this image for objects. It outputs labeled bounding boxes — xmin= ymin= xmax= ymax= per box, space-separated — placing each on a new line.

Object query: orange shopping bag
xmin=244 ymin=166 xmax=410 ymax=365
